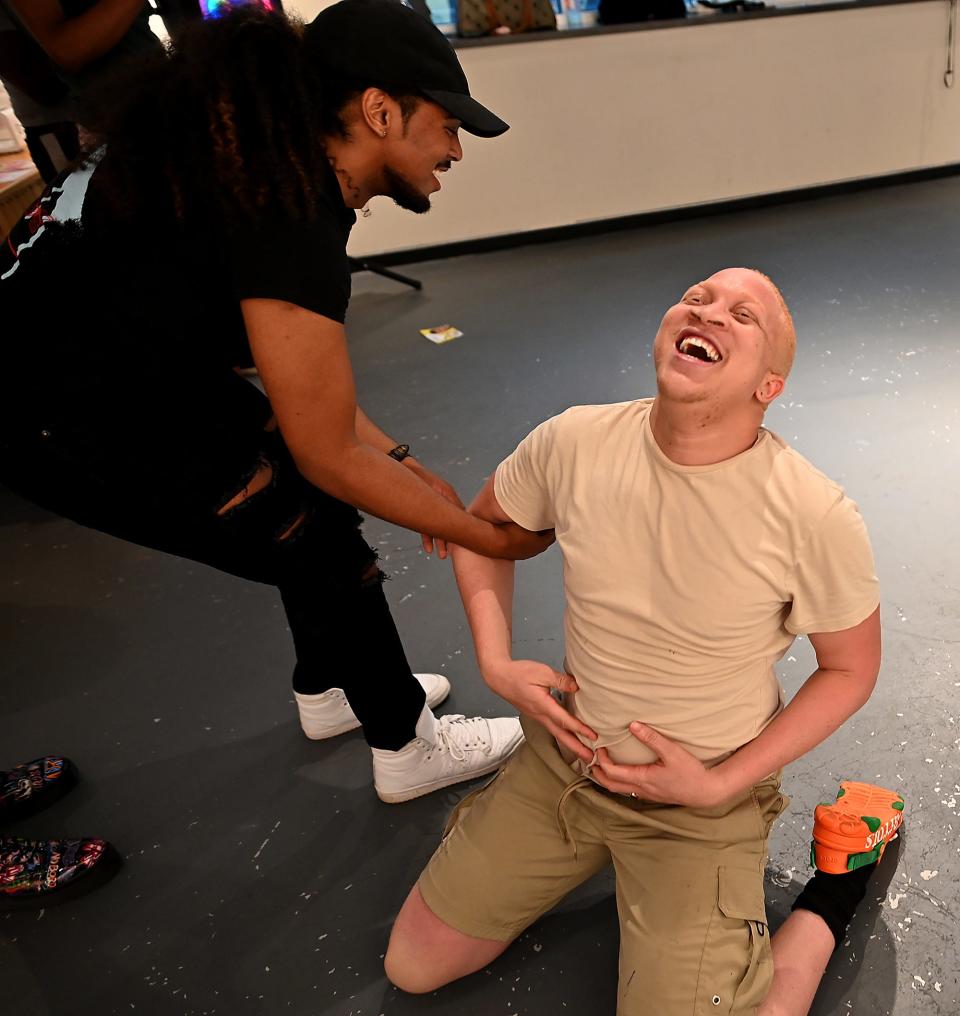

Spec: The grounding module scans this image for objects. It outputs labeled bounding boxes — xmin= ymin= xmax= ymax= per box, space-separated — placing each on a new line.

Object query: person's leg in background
xmin=23 ymin=121 xmax=80 ymax=184
xmin=212 ymin=437 xmax=524 ymax=802
xmin=251 ymin=467 xmax=431 ymax=748
xmin=2 ymin=361 xmax=523 ymax=809
xmin=286 ymin=560 xmax=430 ymax=748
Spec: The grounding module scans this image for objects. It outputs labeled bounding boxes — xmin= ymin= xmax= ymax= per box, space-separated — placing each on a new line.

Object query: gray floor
xmin=2 ymin=175 xmax=959 ymax=1015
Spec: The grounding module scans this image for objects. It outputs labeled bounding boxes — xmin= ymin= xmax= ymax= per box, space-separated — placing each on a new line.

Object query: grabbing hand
xmin=483 ymin=659 xmax=596 ymax=762
xmin=403 ymin=458 xmax=464 ymax=559
xmin=485 ymin=522 xmax=556 ymax=561
xmin=590 ymin=722 xmax=730 ymax=808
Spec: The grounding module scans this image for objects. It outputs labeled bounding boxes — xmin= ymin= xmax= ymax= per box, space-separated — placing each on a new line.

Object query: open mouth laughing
xmin=675 ymin=328 xmax=723 ymax=364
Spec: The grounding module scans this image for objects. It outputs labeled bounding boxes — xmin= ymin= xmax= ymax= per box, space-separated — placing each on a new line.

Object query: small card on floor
xmin=420 ymin=324 xmax=463 ymax=345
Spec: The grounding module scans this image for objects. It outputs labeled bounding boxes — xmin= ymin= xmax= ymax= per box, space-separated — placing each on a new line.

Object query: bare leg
xmin=759 ymin=910 xmax=835 ymax=1016
xmin=385 ymin=885 xmax=511 ymax=994
xmin=762 ymin=824 xmax=902 ymax=1016
xmin=388 ymin=886 xmax=838 ymax=1009
xmin=388 ymin=883 xmax=840 ymax=1011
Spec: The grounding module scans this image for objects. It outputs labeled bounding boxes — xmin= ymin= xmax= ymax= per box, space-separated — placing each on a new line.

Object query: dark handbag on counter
xmin=458 ymin=0 xmax=557 ymax=37
xmin=599 ymin=0 xmax=686 ymax=22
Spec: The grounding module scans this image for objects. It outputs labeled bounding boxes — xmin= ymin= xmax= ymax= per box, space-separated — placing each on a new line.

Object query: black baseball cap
xmin=304 ymin=0 xmax=509 ymax=138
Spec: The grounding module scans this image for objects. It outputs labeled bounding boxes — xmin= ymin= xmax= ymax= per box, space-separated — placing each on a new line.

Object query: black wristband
xmin=388 ymin=443 xmax=410 ymax=462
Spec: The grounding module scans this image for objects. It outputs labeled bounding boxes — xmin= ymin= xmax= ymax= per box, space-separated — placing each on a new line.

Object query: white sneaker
xmin=371 ymin=707 xmax=524 ymax=804
xmin=294 ymin=673 xmax=451 ymax=741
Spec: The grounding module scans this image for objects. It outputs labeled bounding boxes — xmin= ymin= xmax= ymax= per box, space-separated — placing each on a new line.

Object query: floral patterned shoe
xmin=0 ymin=836 xmax=121 ymax=911
xmin=0 ymin=756 xmax=78 ymax=822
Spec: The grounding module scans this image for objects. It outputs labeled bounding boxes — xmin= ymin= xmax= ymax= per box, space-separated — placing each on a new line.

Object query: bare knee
xmin=385 ymin=885 xmax=508 ymax=994
xmin=385 ymin=887 xmax=455 ymax=994
xmin=384 ymin=945 xmax=442 ymax=995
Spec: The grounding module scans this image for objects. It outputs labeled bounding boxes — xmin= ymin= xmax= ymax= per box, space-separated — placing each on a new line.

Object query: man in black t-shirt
xmin=0 ymin=2 xmax=550 ymax=909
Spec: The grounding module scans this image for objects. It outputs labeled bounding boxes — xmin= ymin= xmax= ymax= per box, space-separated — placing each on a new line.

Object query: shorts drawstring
xmin=555 ymin=775 xmax=595 ymax=859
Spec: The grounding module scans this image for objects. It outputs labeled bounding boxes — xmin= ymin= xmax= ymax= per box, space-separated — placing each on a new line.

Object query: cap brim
xmin=421 ymin=88 xmax=509 ymax=138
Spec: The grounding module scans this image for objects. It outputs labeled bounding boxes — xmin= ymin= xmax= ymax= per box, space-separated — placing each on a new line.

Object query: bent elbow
xmin=291 ymin=448 xmax=358 ymax=503
xmin=42 ymin=36 xmax=94 ymax=74
xmin=51 ymin=51 xmax=89 ymax=74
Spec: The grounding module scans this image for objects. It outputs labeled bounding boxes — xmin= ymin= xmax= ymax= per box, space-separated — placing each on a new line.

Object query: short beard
xmin=383 ymin=165 xmax=431 ymax=215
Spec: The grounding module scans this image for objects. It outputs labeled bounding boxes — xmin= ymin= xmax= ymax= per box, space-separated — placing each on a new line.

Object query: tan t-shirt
xmin=494 ymin=399 xmax=879 ymax=770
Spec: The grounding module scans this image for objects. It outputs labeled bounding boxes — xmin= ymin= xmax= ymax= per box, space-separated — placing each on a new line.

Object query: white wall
xmin=284 ymin=0 xmax=339 ymax=18
xmin=338 ymin=1 xmax=960 ymax=257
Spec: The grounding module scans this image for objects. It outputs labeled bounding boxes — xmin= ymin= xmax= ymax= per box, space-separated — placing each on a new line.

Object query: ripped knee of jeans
xmin=216 ymin=458 xmax=275 ymax=516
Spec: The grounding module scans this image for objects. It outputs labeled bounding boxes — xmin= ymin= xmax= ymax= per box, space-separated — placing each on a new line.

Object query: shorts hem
xmin=418 ymin=871 xmax=524 ymax=944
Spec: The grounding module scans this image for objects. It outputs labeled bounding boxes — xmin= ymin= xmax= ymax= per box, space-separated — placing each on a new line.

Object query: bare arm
xmin=452 ymin=475 xmax=595 ymax=760
xmin=353 ymin=406 xmax=459 ymax=504
xmin=354 ymin=405 xmax=464 ymax=557
xmin=7 ymin=0 xmax=148 ymax=74
xmin=451 ymin=476 xmax=517 ymax=667
xmin=354 ymin=407 xmax=398 ymax=454
xmin=243 ymin=299 xmax=548 ymax=560
xmin=593 ymin=606 xmax=881 ymax=806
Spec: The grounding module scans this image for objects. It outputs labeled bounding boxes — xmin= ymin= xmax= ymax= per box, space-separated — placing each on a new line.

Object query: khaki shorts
xmin=419 ymin=717 xmax=789 ymax=1016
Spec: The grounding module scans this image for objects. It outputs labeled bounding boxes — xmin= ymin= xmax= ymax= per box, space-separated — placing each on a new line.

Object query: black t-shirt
xmin=1 ymin=154 xmax=357 ymax=374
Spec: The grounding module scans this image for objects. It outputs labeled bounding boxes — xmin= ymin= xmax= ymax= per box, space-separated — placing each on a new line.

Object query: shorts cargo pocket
xmin=698 ymin=867 xmax=773 ymax=1014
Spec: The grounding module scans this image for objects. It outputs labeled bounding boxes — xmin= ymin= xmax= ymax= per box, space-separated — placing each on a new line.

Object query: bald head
xmin=741 ymin=268 xmax=795 ymax=379
xmin=747 ymin=268 xmax=796 ymax=378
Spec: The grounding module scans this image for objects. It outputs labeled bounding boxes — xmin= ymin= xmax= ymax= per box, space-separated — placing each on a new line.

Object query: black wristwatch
xmin=388 ymin=443 xmax=411 ymax=462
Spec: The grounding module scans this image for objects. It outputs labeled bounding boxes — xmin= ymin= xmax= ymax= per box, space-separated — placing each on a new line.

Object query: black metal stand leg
xmin=349 ymin=257 xmax=423 ymax=291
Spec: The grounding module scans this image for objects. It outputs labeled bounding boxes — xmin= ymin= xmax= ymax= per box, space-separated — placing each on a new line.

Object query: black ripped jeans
xmin=1 ymin=358 xmax=425 ymax=751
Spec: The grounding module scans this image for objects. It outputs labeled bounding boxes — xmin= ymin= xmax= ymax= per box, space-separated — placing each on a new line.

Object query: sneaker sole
xmin=0 ymin=844 xmax=122 ymax=913
xmin=812 ymin=781 xmax=906 ymax=874
xmin=375 ymin=733 xmax=523 ymax=805
xmin=301 ymin=717 xmax=364 ymax=741
xmin=301 ymin=674 xmax=452 ymax=741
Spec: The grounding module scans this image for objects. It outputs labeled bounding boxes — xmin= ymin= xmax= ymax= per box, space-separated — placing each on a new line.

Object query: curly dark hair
xmin=85 ymin=9 xmax=420 ymax=232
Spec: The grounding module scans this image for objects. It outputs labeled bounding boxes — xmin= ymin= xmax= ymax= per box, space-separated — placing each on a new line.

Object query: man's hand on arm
xmin=591 ymin=606 xmax=881 ymax=807
xmin=403 ymin=458 xmax=462 ymax=558
xmin=243 ymin=299 xmax=550 ymax=560
xmin=354 ymin=406 xmax=463 ymax=558
xmin=452 ymin=476 xmax=595 ymax=763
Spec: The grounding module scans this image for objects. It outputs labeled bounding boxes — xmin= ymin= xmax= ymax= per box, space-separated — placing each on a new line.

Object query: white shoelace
xmin=434 ymin=715 xmax=493 ymax=762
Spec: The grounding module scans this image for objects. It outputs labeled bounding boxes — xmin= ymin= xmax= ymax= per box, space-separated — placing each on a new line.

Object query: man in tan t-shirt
xmin=385 ymin=268 xmax=885 ymax=1015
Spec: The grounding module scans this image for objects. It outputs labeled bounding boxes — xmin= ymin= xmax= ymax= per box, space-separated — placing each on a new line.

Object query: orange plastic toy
xmin=811 ymin=781 xmax=905 ymax=874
